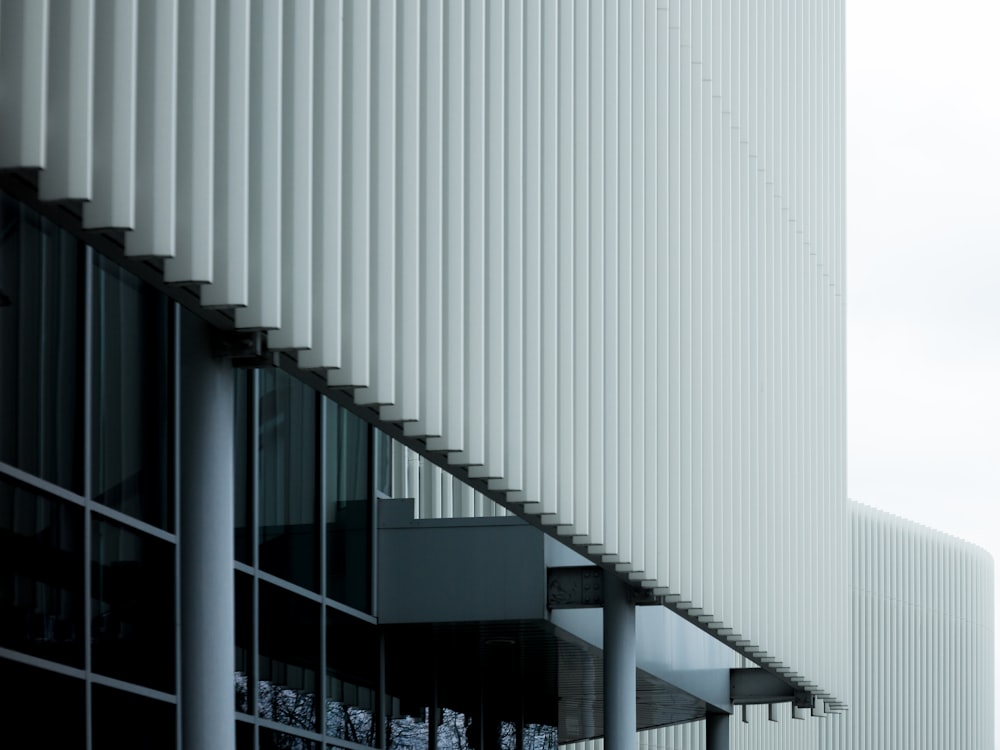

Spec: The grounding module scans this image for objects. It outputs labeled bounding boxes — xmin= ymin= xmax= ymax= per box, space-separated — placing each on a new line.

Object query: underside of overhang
xmin=377 ymin=499 xmax=743 ymax=742
xmin=383 ymin=619 xmax=710 ymax=745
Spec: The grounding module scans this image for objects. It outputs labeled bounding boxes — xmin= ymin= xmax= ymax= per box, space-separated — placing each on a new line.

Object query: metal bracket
xmin=795 ymin=691 xmax=816 ymax=710
xmin=213 ymin=330 xmax=275 ymax=368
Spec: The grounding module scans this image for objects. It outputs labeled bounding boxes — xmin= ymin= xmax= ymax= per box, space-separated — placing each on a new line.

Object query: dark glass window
xmin=326 ymin=608 xmax=378 ymax=747
xmin=236 ymin=571 xmax=253 ymax=714
xmin=236 ymin=719 xmax=255 ymax=750
xmin=92 ymin=684 xmax=176 ymax=750
xmin=0 ymin=658 xmax=85 ymax=746
xmin=0 ymin=480 xmax=84 ymax=666
xmin=92 ymin=253 xmax=170 ymax=530
xmin=0 ymin=193 xmax=82 ymax=490
xmin=374 ymin=428 xmax=391 ymax=497
xmin=259 ymin=582 xmax=319 ymax=731
xmin=258 ymin=369 xmax=318 ymax=590
xmin=235 ymin=369 xmax=252 ymax=563
xmin=91 ymin=517 xmax=175 ymax=692
xmin=261 ymin=728 xmax=320 ymax=750
xmin=326 ymin=402 xmax=371 ymax=612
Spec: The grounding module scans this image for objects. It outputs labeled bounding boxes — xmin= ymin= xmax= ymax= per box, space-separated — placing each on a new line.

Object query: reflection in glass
xmin=259 ymin=369 xmax=318 ymax=590
xmin=522 ymin=724 xmax=558 ymax=750
xmin=326 ymin=608 xmax=378 ymax=746
xmin=92 ymin=683 xmax=175 ymax=750
xmin=259 ymin=582 xmax=319 ymax=731
xmin=91 ymin=518 xmax=175 ymax=692
xmin=326 ymin=402 xmax=371 ymax=611
xmin=0 ymin=193 xmax=82 ymax=490
xmin=435 ymin=709 xmax=473 ymax=750
xmin=0 ymin=658 xmax=85 ymax=746
xmin=92 ymin=253 xmax=170 ymax=530
xmin=387 ymin=710 xmax=430 ymax=750
xmin=236 ymin=571 xmax=253 ymax=714
xmin=0 ymin=480 xmax=84 ymax=666
xmin=374 ymin=428 xmax=391 ymax=497
xmin=499 ymin=721 xmax=517 ymax=750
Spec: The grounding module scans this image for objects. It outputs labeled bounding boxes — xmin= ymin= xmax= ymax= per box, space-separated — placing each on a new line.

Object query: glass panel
xmin=92 ymin=683 xmax=176 ymax=750
xmin=258 ymin=368 xmax=318 ymax=590
xmin=261 ymin=728 xmax=320 ymax=750
xmin=259 ymin=581 xmax=319 ymax=731
xmin=325 ymin=608 xmax=377 ymax=746
xmin=0 ymin=192 xmax=82 ymax=490
xmin=498 ymin=721 xmax=517 ymax=750
xmin=522 ymin=724 xmax=558 ymax=750
xmin=385 ymin=709 xmax=429 ymax=750
xmin=374 ymin=428 xmax=391 ymax=497
xmin=0 ymin=658 xmax=85 ymax=746
xmin=92 ymin=253 xmax=170 ymax=530
xmin=0 ymin=480 xmax=84 ymax=666
xmin=435 ymin=709 xmax=474 ymax=750
xmin=325 ymin=402 xmax=371 ymax=611
xmin=236 ymin=719 xmax=255 ymax=750
xmin=91 ymin=517 xmax=175 ymax=692
xmin=235 ymin=571 xmax=253 ymax=714
xmin=234 ymin=369 xmax=252 ymax=563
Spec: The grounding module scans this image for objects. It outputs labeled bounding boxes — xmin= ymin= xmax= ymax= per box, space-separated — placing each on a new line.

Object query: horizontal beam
xmin=730 ymin=668 xmax=812 ymax=708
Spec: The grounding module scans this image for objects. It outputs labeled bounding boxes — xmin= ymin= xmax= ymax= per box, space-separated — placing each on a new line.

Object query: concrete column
xmin=180 ymin=316 xmax=235 ymax=750
xmin=603 ymin=570 xmax=636 ymax=750
xmin=706 ymin=712 xmax=730 ymax=750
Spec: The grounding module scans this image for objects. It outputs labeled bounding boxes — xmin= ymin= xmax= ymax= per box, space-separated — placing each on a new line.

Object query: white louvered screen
xmin=559 ymin=502 xmax=995 ymax=749
xmin=0 ymin=0 xmax=848 ymax=707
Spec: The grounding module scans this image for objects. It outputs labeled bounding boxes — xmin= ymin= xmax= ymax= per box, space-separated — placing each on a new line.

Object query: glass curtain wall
xmin=233 ymin=367 xmax=379 ymax=749
xmin=0 ymin=194 xmax=83 ymax=491
xmin=0 ymin=191 xmax=177 ymax=749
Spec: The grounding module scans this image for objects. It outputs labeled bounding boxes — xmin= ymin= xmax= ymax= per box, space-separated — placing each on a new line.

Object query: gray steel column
xmin=603 ymin=570 xmax=636 ymax=750
xmin=180 ymin=316 xmax=236 ymax=750
xmin=706 ymin=712 xmax=730 ymax=750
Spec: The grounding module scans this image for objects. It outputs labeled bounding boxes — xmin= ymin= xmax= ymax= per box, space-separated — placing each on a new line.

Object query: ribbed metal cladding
xmin=561 ymin=502 xmax=994 ymax=749
xmin=0 ymin=0 xmax=848 ymax=705
xmin=820 ymin=503 xmax=995 ymax=750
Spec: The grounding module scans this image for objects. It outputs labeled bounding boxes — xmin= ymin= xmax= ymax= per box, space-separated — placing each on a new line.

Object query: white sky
xmin=846 ymin=0 xmax=1000 ymax=742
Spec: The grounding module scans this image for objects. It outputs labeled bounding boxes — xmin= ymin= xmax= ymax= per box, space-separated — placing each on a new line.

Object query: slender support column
xmin=180 ymin=317 xmax=235 ymax=750
xmin=706 ymin=712 xmax=730 ymax=750
xmin=377 ymin=631 xmax=387 ymax=750
xmin=603 ymin=570 xmax=636 ymax=750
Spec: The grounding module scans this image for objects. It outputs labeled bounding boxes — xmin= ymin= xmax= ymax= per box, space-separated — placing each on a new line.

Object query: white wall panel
xmin=2 ymin=0 xmax=851 ymax=708
xmin=234 ymin=0 xmax=281 ymax=330
xmin=83 ymin=0 xmax=136 ymax=232
xmin=201 ymin=0 xmax=249 ymax=308
xmin=167 ymin=0 xmax=214 ymax=284
xmin=38 ymin=0 xmax=93 ymax=202
xmin=559 ymin=501 xmax=994 ymax=750
xmin=266 ymin=0 xmax=313 ymax=351
xmin=126 ymin=0 xmax=177 ymax=259
xmin=0 ymin=0 xmax=49 ymax=169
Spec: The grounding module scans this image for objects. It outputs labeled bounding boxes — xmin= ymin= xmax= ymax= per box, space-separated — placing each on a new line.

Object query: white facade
xmin=564 ymin=501 xmax=995 ymax=749
xmin=0 ymin=0 xmax=849 ymax=710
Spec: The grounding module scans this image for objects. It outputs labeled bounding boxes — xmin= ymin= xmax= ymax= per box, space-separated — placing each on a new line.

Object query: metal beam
xmin=730 ymin=668 xmax=813 ymax=707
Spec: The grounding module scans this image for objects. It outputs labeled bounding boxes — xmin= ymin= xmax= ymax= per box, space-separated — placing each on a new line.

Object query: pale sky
xmin=845 ymin=0 xmax=1000 ymax=742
